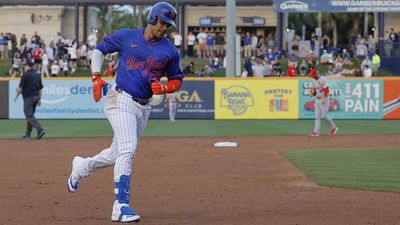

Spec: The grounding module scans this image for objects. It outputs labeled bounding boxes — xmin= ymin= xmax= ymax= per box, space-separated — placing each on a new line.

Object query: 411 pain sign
xmin=344 ymin=82 xmax=380 ymax=113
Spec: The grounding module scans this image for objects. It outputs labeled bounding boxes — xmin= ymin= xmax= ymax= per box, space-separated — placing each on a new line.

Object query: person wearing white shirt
xmin=186 ymin=32 xmax=196 ymax=58
xmin=253 ymin=60 xmax=264 ymax=77
xmin=79 ymin=43 xmax=88 ymax=69
xmin=196 ymin=30 xmax=207 ymax=58
xmin=41 ymin=51 xmax=49 ymax=77
xmin=173 ymin=32 xmax=182 ymax=49
xmin=87 ymin=31 xmax=98 ymax=49
xmin=51 ymin=62 xmax=60 ymax=77
xmin=363 ymin=65 xmax=372 ymax=78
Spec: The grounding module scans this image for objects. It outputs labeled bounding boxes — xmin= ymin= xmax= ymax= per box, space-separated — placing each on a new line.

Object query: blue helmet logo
xmin=147 ymin=2 xmax=177 ymax=28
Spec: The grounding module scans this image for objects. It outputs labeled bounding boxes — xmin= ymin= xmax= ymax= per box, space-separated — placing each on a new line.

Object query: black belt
xmin=115 ymin=86 xmax=149 ymax=106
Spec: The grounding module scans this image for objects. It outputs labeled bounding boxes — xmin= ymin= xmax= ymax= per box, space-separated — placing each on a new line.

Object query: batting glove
xmin=92 ymin=73 xmax=108 ymax=102
xmin=151 ymin=80 xmax=182 ymax=95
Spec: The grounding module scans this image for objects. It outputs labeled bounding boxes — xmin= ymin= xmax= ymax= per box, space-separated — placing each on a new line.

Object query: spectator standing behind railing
xmin=186 ymin=32 xmax=196 ymax=58
xmin=50 ymin=61 xmax=60 ymax=77
xmin=371 ymin=51 xmax=380 ymax=76
xmin=389 ymin=28 xmax=399 ymax=56
xmin=244 ymin=32 xmax=252 ymax=58
xmin=20 ymin=34 xmax=27 ymax=48
xmin=196 ymin=29 xmax=207 ymax=58
xmin=41 ymin=49 xmax=49 ymax=78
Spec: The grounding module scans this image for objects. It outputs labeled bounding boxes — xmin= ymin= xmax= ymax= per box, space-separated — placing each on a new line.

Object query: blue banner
xmin=9 ymin=80 xmax=114 ymax=119
xmin=9 ymin=80 xmax=214 ymax=119
xmin=150 ymin=80 xmax=215 ymax=119
xmin=273 ymin=0 xmax=400 ymax=13
xmin=299 ymin=79 xmax=383 ymax=119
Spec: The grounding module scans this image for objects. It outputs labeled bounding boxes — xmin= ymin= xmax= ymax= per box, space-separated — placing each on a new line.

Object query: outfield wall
xmin=6 ymin=78 xmax=400 ymax=120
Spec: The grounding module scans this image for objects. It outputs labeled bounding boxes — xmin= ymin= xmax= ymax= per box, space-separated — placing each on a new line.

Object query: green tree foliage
xmin=96 ymin=5 xmax=139 ymax=37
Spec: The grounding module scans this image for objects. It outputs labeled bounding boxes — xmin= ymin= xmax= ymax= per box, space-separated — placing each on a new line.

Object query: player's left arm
xmin=152 ymin=50 xmax=184 ymax=95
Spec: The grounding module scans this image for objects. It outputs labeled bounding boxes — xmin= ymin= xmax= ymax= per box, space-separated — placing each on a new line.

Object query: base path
xmin=0 ymin=135 xmax=399 ymax=225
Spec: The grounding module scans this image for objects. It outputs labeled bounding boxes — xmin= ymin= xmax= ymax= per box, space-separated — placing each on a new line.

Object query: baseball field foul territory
xmin=67 ymin=2 xmax=184 ymax=223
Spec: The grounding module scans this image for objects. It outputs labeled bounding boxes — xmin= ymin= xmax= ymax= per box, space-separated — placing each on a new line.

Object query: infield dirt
xmin=0 ymin=135 xmax=399 ymax=225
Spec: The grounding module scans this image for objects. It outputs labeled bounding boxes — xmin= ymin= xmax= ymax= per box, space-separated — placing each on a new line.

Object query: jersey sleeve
xmin=96 ymin=29 xmax=127 ymax=54
xmin=166 ymin=49 xmax=184 ymax=80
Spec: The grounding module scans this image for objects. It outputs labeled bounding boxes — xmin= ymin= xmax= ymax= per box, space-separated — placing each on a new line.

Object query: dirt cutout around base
xmin=0 ymin=135 xmax=399 ymax=225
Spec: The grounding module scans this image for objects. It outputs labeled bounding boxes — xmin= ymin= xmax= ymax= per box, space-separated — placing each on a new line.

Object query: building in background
xmin=0 ymin=6 xmax=99 ymax=46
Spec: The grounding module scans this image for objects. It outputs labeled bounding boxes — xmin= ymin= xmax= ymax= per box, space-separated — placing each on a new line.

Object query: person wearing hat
xmin=14 ymin=60 xmax=46 ymax=140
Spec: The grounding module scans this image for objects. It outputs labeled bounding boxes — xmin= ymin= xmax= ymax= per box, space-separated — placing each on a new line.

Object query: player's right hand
xmin=92 ymin=73 xmax=108 ymax=102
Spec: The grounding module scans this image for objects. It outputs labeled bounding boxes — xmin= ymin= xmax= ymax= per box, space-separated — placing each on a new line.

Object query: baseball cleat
xmin=36 ymin=130 xmax=46 ymax=139
xmin=330 ymin=127 xmax=338 ymax=137
xmin=67 ymin=156 xmax=85 ymax=193
xmin=111 ymin=201 xmax=141 ymax=223
xmin=308 ymin=131 xmax=319 ymax=137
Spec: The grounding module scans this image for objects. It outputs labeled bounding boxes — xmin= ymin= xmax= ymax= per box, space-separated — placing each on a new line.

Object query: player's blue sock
xmin=115 ymin=175 xmax=131 ymax=204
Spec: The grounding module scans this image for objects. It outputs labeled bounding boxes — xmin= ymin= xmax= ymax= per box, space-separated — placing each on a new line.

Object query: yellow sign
xmin=215 ymin=80 xmax=299 ymax=119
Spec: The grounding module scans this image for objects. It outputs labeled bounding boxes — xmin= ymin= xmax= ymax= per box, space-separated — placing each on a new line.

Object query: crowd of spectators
xmin=2 ymin=26 xmax=398 ymax=78
xmin=0 ymin=30 xmax=119 ymax=78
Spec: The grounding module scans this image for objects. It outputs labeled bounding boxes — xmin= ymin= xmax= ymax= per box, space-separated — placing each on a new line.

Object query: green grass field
xmin=284 ymin=148 xmax=400 ymax=192
xmin=0 ymin=119 xmax=399 ymax=139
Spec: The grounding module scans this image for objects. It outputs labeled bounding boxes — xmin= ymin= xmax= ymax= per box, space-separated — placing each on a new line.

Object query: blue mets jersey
xmin=96 ymin=29 xmax=184 ymax=99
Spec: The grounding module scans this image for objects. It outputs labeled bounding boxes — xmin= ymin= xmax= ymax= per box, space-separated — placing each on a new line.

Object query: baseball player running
xmin=308 ymin=68 xmax=338 ymax=137
xmin=67 ymin=2 xmax=184 ymax=223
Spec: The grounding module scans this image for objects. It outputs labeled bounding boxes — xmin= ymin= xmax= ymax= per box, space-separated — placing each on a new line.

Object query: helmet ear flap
xmin=148 ymin=16 xmax=157 ymax=25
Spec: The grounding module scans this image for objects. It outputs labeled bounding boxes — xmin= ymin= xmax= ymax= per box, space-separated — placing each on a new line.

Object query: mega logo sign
xmin=149 ymin=80 xmax=215 ymax=119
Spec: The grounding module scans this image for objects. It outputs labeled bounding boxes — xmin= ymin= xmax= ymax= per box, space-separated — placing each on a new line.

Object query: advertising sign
xmin=9 ymin=80 xmax=112 ymax=119
xmin=299 ymin=79 xmax=383 ymax=119
xmin=273 ymin=0 xmax=400 ymax=13
xmin=383 ymin=79 xmax=400 ymax=119
xmin=149 ymin=80 xmax=215 ymax=119
xmin=215 ymin=80 xmax=298 ymax=119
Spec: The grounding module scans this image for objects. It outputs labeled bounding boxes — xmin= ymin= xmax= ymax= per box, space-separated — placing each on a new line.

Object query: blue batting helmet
xmin=147 ymin=2 xmax=177 ymax=28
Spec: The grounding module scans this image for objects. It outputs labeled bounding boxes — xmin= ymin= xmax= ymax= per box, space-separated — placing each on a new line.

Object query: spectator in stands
xmin=286 ymin=63 xmax=296 ymax=77
xmin=291 ymin=34 xmax=300 ymax=57
xmin=41 ymin=49 xmax=49 ymax=78
xmin=367 ymin=34 xmax=376 ymax=52
xmin=389 ymin=28 xmax=399 ymax=56
xmin=353 ymin=65 xmax=363 ymax=77
xmin=272 ymin=58 xmax=282 ymax=76
xmin=244 ymin=32 xmax=252 ymax=58
xmin=264 ymin=48 xmax=275 ymax=64
xmin=186 ymin=31 xmax=196 ymax=58
xmin=253 ymin=60 xmax=264 ymax=77
xmin=306 ymin=50 xmax=315 ymax=67
xmin=31 ymin=31 xmax=41 ymax=45
xmin=196 ymin=29 xmax=207 ymax=58
xmin=79 ymin=42 xmax=88 ymax=69
xmin=244 ymin=57 xmax=253 ymax=77
xmin=215 ymin=33 xmax=225 ymax=58
xmin=322 ymin=34 xmax=330 ymax=50
xmin=363 ymin=65 xmax=372 ymax=78
xmin=356 ymin=42 xmax=368 ymax=61
xmin=62 ymin=58 xmax=68 ymax=76
xmin=371 ymin=51 xmax=381 ymax=76
xmin=251 ymin=33 xmax=258 ymax=57
xmin=20 ymin=34 xmax=27 ymax=48
xmin=262 ymin=60 xmax=272 ymax=77
xmin=183 ymin=61 xmax=195 ymax=75
xmin=104 ymin=62 xmax=115 ymax=77
xmin=87 ymin=30 xmax=98 ymax=50
xmin=33 ymin=46 xmax=42 ymax=71
xmin=310 ymin=32 xmax=317 ymax=51
xmin=299 ymin=59 xmax=308 ymax=76
xmin=172 ymin=31 xmax=182 ymax=50
xmin=197 ymin=68 xmax=205 ymax=77
xmin=361 ymin=57 xmax=371 ymax=73
xmin=206 ymin=32 xmax=215 ymax=57
xmin=50 ymin=61 xmax=60 ymax=77
xmin=341 ymin=49 xmax=352 ymax=65
xmin=11 ymin=51 xmax=22 ymax=77
xmin=265 ymin=33 xmax=275 ymax=50
xmin=319 ymin=49 xmax=330 ymax=64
